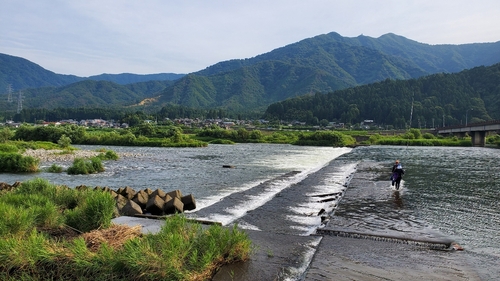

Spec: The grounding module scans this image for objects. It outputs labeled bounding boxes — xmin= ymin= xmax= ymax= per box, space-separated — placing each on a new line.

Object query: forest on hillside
xmin=264 ymin=63 xmax=500 ymax=129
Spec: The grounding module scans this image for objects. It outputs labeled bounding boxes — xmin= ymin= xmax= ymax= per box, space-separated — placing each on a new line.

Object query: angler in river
xmin=391 ymin=159 xmax=405 ymax=190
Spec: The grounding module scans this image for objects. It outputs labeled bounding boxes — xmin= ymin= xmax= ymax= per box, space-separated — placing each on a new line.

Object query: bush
xmin=0 ymin=152 xmax=39 ymax=172
xmin=57 ymin=134 xmax=72 ymax=148
xmin=293 ymin=131 xmax=356 ymax=147
xmin=0 ymin=143 xmax=19 ymax=153
xmin=97 ymin=150 xmax=119 ymax=160
xmin=422 ymin=133 xmax=436 ymax=139
xmin=67 ymin=157 xmax=105 ymax=175
xmin=210 ymin=139 xmax=235 ymax=144
xmin=0 ymin=128 xmax=14 ymax=143
xmin=47 ymin=164 xmax=63 ymax=173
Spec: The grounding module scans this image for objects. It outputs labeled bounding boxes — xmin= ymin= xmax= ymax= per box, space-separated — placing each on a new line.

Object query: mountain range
xmin=1 ymin=32 xmax=499 ymax=115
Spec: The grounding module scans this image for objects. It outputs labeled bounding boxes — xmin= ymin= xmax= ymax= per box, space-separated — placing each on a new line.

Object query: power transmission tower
xmin=6 ymin=84 xmax=13 ymax=102
xmin=17 ymin=91 xmax=24 ymax=113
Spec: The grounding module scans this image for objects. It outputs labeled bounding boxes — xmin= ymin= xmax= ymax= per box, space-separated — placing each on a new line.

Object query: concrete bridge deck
xmin=435 ymin=120 xmax=500 ymax=146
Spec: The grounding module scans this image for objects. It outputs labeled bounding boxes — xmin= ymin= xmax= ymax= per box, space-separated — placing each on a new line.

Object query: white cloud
xmin=1 ymin=0 xmax=499 ymax=76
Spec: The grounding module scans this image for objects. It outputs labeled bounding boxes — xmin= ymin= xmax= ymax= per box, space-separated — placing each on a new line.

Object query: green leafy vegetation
xmin=265 ymin=63 xmax=500 ymax=127
xmin=0 ymin=152 xmax=39 ymax=172
xmin=0 ymin=179 xmax=252 ymax=280
xmin=12 ymin=123 xmax=208 ymax=147
xmin=96 ymin=149 xmax=119 ymax=160
xmin=47 ymin=164 xmax=63 ymax=173
xmin=293 ymin=131 xmax=356 ymax=147
xmin=67 ymin=157 xmax=105 ymax=175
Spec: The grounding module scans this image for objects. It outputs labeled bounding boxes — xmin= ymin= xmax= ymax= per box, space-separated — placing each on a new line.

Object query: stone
xmin=120 ymin=186 xmax=136 ymax=200
xmin=121 ymin=200 xmax=143 ymax=216
xmin=181 ymin=194 xmax=196 ymax=211
xmin=115 ymin=194 xmax=129 ymax=214
xmin=146 ymin=195 xmax=166 ymax=216
xmin=150 ymin=189 xmax=167 ymax=200
xmin=164 ymin=197 xmax=184 ymax=215
xmin=132 ymin=190 xmax=149 ymax=209
xmin=166 ymin=189 xmax=182 ymax=199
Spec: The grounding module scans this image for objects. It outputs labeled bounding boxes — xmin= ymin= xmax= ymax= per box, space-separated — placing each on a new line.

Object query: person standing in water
xmin=391 ymin=160 xmax=405 ymax=190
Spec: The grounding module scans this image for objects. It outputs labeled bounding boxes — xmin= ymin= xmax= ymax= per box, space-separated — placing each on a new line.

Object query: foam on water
xmin=281 ymin=237 xmax=323 ymax=281
xmin=194 ymin=147 xmax=352 ymax=225
xmin=284 ymin=162 xmax=358 ymax=235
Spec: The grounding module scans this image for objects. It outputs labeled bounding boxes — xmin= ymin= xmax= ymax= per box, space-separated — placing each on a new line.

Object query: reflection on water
xmin=338 ymin=145 xmax=500 ymax=280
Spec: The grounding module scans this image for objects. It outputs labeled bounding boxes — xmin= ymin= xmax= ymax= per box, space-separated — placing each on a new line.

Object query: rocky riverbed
xmin=23 ymin=149 xmax=101 ymax=162
xmin=22 ymin=148 xmax=142 ymax=163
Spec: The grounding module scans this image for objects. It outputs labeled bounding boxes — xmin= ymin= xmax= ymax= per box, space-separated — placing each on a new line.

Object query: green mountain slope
xmin=159 ymin=32 xmax=499 ymax=112
xmin=0 ymin=53 xmax=184 ymax=92
xmin=158 ymin=60 xmax=351 ymax=112
xmin=1 ymin=32 xmax=499 ymax=115
xmin=264 ymin=63 xmax=500 ymax=128
xmin=88 ymin=73 xmax=185 ymax=84
xmin=17 ymin=80 xmax=170 ymax=109
xmin=0 ymin=53 xmax=83 ymax=91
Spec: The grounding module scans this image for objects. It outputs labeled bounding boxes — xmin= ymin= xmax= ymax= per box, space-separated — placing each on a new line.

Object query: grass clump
xmin=67 ymin=157 xmax=105 ymax=175
xmin=0 ymin=179 xmax=252 ymax=280
xmin=97 ymin=149 xmax=119 ymax=160
xmin=47 ymin=164 xmax=64 ymax=173
xmin=0 ymin=152 xmax=39 ymax=172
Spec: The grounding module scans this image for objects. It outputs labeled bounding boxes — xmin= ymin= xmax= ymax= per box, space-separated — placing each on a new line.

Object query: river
xmin=1 ymin=144 xmax=498 ymax=279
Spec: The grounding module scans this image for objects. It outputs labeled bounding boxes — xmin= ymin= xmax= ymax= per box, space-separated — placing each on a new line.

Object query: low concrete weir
xmin=315 ymin=228 xmax=455 ymax=250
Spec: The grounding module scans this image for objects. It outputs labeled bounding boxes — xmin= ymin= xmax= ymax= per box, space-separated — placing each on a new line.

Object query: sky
xmin=1 ymin=0 xmax=499 ymax=77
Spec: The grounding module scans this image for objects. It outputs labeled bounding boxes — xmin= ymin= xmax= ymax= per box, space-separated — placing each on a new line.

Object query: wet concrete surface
xmin=305 ymin=235 xmax=480 ymax=281
xmin=113 ymin=158 xmax=480 ymax=281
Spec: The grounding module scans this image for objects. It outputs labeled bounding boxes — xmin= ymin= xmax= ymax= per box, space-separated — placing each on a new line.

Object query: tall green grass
xmin=0 ymin=179 xmax=252 ymax=280
xmin=64 ymin=190 xmax=115 ymax=232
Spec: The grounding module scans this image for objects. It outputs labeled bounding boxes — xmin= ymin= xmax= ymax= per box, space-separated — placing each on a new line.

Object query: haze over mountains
xmin=1 ymin=32 xmax=499 ymax=115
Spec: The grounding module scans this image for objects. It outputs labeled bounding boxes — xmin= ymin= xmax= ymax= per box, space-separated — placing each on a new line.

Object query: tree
xmin=58 ymin=134 xmax=72 ymax=148
xmin=0 ymin=127 xmax=14 ymax=143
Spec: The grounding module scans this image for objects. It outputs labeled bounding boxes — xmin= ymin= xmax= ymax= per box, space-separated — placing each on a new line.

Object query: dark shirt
xmin=392 ymin=164 xmax=405 ymax=180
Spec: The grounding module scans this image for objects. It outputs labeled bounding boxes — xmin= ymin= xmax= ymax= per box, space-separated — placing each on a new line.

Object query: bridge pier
xmin=471 ymin=131 xmax=486 ymax=147
xmin=436 ymin=120 xmax=500 ymax=147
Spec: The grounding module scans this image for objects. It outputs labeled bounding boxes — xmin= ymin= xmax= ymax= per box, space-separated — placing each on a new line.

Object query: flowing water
xmin=1 ymin=144 xmax=498 ymax=279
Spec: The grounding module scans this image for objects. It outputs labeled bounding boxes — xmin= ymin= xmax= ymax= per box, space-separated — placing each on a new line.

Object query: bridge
xmin=435 ymin=120 xmax=500 ymax=147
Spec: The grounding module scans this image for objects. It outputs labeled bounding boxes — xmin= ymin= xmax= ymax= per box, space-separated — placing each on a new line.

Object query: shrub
xmin=422 ymin=132 xmax=436 ymax=139
xmin=0 ymin=128 xmax=14 ymax=143
xmin=67 ymin=157 xmax=105 ymax=175
xmin=57 ymin=134 xmax=72 ymax=148
xmin=47 ymin=164 xmax=63 ymax=173
xmin=293 ymin=131 xmax=356 ymax=147
xmin=0 ymin=152 xmax=39 ymax=172
xmin=0 ymin=143 xmax=18 ymax=153
xmin=97 ymin=150 xmax=119 ymax=160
